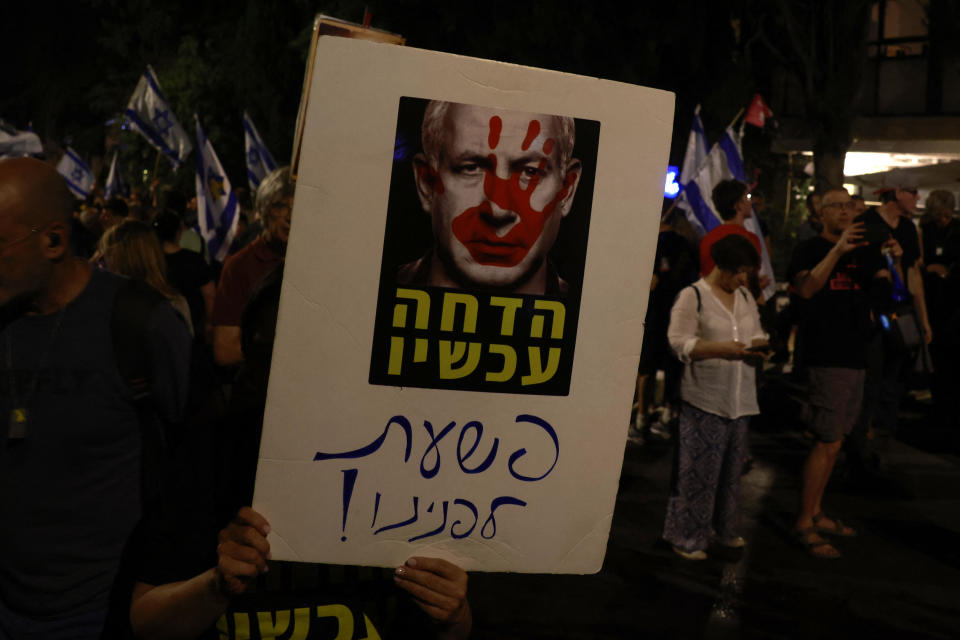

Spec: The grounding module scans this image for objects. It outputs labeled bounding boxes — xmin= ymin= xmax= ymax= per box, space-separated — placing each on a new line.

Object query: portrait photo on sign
xmin=369 ymin=97 xmax=600 ymax=396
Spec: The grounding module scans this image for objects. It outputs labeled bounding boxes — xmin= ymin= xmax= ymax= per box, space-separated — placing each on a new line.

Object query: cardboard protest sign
xmin=253 ymin=36 xmax=674 ymax=573
xmin=291 ymin=14 xmax=405 ymax=178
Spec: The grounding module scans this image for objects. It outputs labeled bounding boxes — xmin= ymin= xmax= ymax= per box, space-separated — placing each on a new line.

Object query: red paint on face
xmin=542 ymin=138 xmax=554 ymax=156
xmin=521 ymin=120 xmax=540 ymax=151
xmin=450 ymin=116 xmax=575 ymax=267
xmin=488 ymin=116 xmax=502 ymax=149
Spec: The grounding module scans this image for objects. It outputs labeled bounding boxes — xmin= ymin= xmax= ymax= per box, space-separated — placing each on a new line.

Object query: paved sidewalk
xmin=468 ymin=400 xmax=960 ymax=638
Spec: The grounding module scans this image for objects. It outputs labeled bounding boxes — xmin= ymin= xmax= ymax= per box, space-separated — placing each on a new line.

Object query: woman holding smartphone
xmin=662 ymin=234 xmax=768 ymax=560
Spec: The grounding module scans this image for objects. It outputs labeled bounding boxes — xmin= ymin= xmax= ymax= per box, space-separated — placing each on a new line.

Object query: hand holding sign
xmin=394 ymin=557 xmax=471 ymax=637
xmin=216 ymin=507 xmax=272 ymax=596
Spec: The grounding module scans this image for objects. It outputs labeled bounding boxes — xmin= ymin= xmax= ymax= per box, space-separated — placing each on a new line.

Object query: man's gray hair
xmin=421 ymin=101 xmax=576 ymax=169
xmin=926 ymin=189 xmax=956 ymax=215
xmin=255 ymin=166 xmax=295 ymax=217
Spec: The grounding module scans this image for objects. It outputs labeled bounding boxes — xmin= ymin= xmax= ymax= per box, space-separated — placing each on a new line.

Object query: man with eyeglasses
xmin=854 ymin=170 xmax=931 ymax=448
xmin=0 ymin=157 xmax=190 ymax=638
xmin=212 ymin=166 xmax=293 ymax=366
xmin=787 ymin=187 xmax=895 ymax=558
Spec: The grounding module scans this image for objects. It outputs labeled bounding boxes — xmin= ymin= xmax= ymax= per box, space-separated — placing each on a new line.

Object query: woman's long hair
xmin=99 ymin=219 xmax=179 ymax=299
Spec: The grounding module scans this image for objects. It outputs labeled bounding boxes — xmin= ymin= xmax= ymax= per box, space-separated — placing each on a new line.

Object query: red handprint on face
xmin=451 ymin=116 xmax=576 ymax=267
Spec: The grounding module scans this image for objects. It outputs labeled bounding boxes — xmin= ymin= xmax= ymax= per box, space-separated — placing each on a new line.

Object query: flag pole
xmin=660 ymin=199 xmax=679 ymax=222
xmin=151 ymin=149 xmax=162 ymax=183
xmin=726 ymin=107 xmax=745 ymax=132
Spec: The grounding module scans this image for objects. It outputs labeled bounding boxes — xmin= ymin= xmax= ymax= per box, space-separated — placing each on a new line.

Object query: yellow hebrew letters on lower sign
xmin=232 ymin=613 xmax=251 ymax=640
xmin=216 ymin=614 xmax=229 ymax=640
xmin=439 ymin=340 xmax=481 ymax=379
xmin=360 ymin=613 xmax=383 ymax=640
xmin=485 ymin=344 xmax=517 ymax=382
xmin=257 ymin=608 xmax=309 ymax=639
xmin=521 ymin=346 xmax=562 ymax=385
xmin=316 ymin=604 xmax=353 ymax=640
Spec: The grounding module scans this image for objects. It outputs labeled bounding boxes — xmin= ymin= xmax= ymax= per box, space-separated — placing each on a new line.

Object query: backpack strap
xmin=111 ymin=278 xmax=169 ymax=504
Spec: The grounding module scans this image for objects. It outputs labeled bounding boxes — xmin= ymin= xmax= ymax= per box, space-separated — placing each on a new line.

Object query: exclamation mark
xmin=340 ymin=469 xmax=358 ymax=542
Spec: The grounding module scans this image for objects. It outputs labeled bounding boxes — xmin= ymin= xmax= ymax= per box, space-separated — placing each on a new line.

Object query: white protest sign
xmin=253 ymin=36 xmax=673 ymax=573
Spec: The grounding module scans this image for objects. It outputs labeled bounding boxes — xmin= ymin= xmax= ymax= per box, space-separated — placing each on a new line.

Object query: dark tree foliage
xmin=747 ymin=0 xmax=873 ymax=191
xmin=2 ymin=0 xmax=768 ymax=196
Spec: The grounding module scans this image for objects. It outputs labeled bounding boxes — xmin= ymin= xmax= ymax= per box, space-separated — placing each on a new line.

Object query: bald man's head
xmin=0 ymin=158 xmax=78 ymax=308
xmin=0 ymin=158 xmax=74 ymax=229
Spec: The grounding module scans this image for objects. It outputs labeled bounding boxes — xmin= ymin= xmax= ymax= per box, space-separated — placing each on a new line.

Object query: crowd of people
xmin=635 ymin=174 xmax=960 ymax=562
xmin=1 ymin=126 xmax=957 ymax=636
xmin=0 ymin=157 xmax=470 ymax=639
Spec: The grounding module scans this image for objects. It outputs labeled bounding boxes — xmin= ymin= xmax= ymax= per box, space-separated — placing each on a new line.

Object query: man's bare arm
xmin=794 ymin=223 xmax=864 ymax=299
xmin=907 ymin=263 xmax=933 ymax=344
xmin=130 ymin=572 xmax=227 ymax=640
xmin=213 ymin=325 xmax=243 ymax=366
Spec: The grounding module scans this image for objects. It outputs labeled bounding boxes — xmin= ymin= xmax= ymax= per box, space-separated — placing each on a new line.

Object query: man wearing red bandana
xmin=402 ymin=101 xmax=582 ymax=295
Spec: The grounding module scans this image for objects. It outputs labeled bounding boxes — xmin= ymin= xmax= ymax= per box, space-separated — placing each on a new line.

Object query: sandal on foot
xmin=813 ymin=513 xmax=857 ymax=537
xmin=795 ymin=528 xmax=842 ymax=559
xmin=672 ymin=545 xmax=707 ymax=561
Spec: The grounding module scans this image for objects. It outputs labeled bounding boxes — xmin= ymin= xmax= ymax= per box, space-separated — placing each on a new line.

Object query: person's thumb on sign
xmin=216 ymin=506 xmax=272 ymax=596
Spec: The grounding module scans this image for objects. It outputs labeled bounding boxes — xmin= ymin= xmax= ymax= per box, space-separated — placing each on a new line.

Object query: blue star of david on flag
xmin=56 ymin=147 xmax=94 ymax=200
xmin=124 ymin=66 xmax=193 ymax=168
xmin=152 ymin=109 xmax=174 ymax=137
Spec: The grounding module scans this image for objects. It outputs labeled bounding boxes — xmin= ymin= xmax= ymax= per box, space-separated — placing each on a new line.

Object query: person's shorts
xmin=803 ymin=367 xmax=865 ymax=443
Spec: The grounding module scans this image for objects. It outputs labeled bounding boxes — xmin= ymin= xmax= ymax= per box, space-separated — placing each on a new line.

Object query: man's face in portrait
xmin=414 ymin=103 xmax=582 ymax=292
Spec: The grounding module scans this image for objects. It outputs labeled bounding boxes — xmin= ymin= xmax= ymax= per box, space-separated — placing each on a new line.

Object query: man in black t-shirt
xmin=787 ymin=188 xmax=896 ymax=559
xmin=0 ymin=159 xmax=191 ymax=638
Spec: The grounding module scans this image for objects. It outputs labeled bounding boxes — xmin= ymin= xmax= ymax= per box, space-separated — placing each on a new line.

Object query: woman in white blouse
xmin=663 ymin=234 xmax=768 ymax=560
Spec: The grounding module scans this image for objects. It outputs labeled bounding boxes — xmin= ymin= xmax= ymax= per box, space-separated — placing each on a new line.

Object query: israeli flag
xmin=0 ymin=119 xmax=43 ymax=158
xmin=56 ymin=147 xmax=95 ymax=200
xmin=682 ymin=124 xmax=776 ymax=298
xmin=195 ymin=116 xmax=238 ymax=262
xmin=675 ymin=106 xmax=710 ymax=235
xmin=104 ymin=151 xmax=128 ymax=200
xmin=124 ymin=66 xmax=193 ymax=168
xmin=243 ymin=111 xmax=277 ymax=192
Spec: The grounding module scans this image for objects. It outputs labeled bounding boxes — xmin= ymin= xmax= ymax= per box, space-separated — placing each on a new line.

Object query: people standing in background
xmin=212 ymin=167 xmax=293 ymax=367
xmin=664 ymin=235 xmax=768 ymax=560
xmin=796 ymin=192 xmax=823 ymax=242
xmin=920 ymin=190 xmax=960 ymax=428
xmin=153 ymin=209 xmax=216 ymax=343
xmin=99 ymin=219 xmax=194 ymax=337
xmin=631 ymin=210 xmax=698 ymax=441
xmin=788 ymin=188 xmax=893 ymax=558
